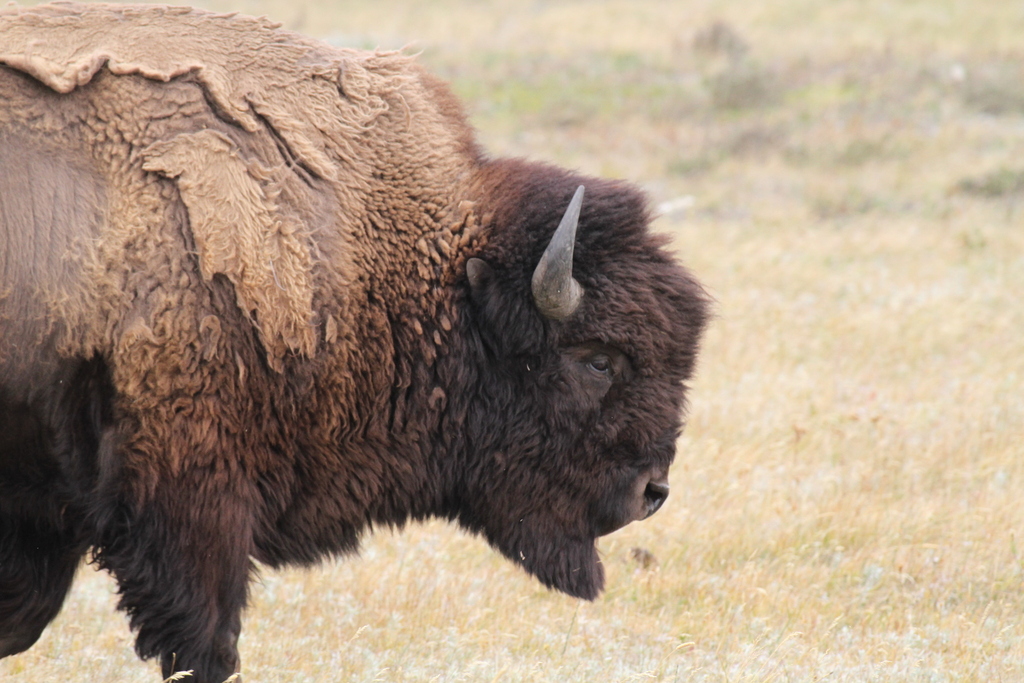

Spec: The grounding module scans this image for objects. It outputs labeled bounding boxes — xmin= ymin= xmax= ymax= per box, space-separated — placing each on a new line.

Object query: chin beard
xmin=486 ymin=522 xmax=605 ymax=601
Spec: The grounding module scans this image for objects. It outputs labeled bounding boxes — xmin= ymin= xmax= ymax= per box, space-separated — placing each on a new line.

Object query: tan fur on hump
xmin=0 ymin=2 xmax=439 ymax=371
xmin=142 ymin=130 xmax=316 ymax=369
xmin=0 ymin=3 xmax=413 ymax=180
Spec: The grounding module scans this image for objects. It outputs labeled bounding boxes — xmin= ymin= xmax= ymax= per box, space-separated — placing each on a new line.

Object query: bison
xmin=0 ymin=3 xmax=709 ymax=681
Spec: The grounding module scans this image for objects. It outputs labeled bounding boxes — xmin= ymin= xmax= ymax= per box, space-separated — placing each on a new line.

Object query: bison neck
xmin=240 ymin=265 xmax=474 ymax=568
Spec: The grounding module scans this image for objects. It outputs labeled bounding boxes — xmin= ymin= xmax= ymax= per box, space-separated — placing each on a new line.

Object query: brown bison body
xmin=0 ymin=3 xmax=708 ymax=681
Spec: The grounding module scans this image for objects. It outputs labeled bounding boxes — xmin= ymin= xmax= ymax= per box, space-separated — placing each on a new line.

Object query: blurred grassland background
xmin=2 ymin=0 xmax=1023 ymax=681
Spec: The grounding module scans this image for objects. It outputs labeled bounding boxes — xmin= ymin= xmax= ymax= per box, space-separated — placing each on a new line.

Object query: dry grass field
xmin=3 ymin=1 xmax=1023 ymax=681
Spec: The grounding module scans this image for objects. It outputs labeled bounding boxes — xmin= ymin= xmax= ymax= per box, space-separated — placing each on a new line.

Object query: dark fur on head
xmin=448 ymin=161 xmax=708 ymax=598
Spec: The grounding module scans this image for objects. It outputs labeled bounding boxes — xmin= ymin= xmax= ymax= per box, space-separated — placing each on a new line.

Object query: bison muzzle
xmin=0 ymin=3 xmax=709 ymax=681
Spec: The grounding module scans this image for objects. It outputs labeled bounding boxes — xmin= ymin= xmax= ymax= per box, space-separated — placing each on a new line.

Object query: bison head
xmin=450 ymin=165 xmax=709 ymax=600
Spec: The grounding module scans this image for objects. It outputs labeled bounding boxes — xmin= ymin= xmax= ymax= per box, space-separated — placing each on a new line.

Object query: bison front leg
xmin=98 ymin=473 xmax=255 ymax=683
xmin=0 ymin=515 xmax=85 ymax=658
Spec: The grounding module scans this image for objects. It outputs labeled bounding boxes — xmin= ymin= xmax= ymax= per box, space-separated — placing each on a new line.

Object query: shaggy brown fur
xmin=0 ymin=4 xmax=709 ymax=682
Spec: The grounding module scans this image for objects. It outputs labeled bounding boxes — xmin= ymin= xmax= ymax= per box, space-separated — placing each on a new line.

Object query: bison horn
xmin=532 ymin=185 xmax=585 ymax=320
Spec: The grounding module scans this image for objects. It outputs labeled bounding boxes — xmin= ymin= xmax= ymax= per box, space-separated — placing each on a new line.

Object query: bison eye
xmin=565 ymin=343 xmax=632 ymax=393
xmin=587 ymin=355 xmax=612 ymax=376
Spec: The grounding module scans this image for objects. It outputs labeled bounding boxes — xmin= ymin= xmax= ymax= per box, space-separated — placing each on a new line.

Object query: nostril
xmin=643 ymin=480 xmax=670 ymax=518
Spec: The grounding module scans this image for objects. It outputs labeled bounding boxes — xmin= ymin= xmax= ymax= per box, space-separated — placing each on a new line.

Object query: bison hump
xmin=0 ymin=2 xmax=415 ymax=183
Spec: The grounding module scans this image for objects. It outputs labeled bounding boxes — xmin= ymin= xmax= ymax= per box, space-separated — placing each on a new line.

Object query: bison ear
xmin=142 ymin=129 xmax=317 ymax=372
xmin=466 ymin=257 xmax=491 ymax=289
xmin=466 ymin=257 xmax=493 ymax=306
xmin=465 ymin=257 xmax=505 ymax=346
